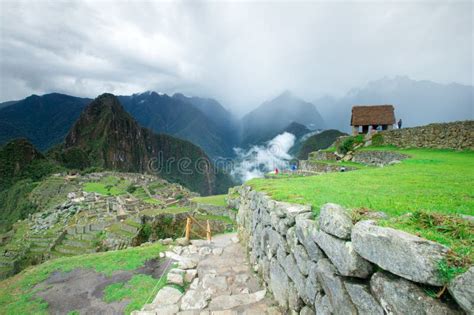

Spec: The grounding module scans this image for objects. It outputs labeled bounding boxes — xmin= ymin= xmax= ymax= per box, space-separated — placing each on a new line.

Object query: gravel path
xmin=135 ymin=233 xmax=282 ymax=315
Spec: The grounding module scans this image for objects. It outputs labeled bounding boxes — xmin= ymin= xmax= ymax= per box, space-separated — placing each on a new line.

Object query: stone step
xmin=62 ymin=238 xmax=94 ymax=249
xmin=54 ymin=245 xmax=96 ymax=255
xmin=50 ymin=250 xmax=75 ymax=259
xmin=79 ymin=233 xmax=100 ymax=241
xmin=27 ymin=236 xmax=56 ymax=242
xmin=107 ymin=223 xmax=138 ymax=239
xmin=0 ymin=257 xmax=16 ymax=267
xmin=30 ymin=245 xmax=49 ymax=253
xmin=120 ymin=223 xmax=139 ymax=234
xmin=0 ymin=265 xmax=14 ymax=279
xmin=29 ymin=239 xmax=53 ymax=247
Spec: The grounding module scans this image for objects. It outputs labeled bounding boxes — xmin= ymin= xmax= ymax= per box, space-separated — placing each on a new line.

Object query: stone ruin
xmin=230 ymin=185 xmax=473 ymax=314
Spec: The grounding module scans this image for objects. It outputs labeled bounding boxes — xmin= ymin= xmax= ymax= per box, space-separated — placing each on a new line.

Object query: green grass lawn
xmin=249 ymin=147 xmax=474 ymax=265
xmin=192 ymin=194 xmax=227 ymax=207
xmin=195 ymin=214 xmax=234 ymax=225
xmin=0 ymin=243 xmax=166 ymax=314
xmin=103 ymin=274 xmax=167 ymax=315
xmin=83 ymin=175 xmax=131 ymax=196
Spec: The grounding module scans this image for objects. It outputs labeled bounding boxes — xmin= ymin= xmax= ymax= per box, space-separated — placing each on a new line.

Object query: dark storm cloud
xmin=0 ymin=0 xmax=472 ymax=114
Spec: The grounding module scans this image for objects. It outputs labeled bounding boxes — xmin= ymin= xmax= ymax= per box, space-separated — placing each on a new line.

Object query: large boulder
xmin=208 ymin=290 xmax=266 ymax=311
xmin=314 ymin=294 xmax=333 ymax=315
xmin=281 ymin=253 xmax=309 ymax=302
xmin=261 ymin=227 xmax=289 ymax=258
xmin=306 ymin=261 xmax=323 ymax=303
xmin=269 ymin=259 xmax=289 ymax=309
xmin=293 ymin=244 xmax=310 ymax=276
xmin=318 ymin=203 xmax=353 ymax=239
xmin=150 ymin=286 xmax=183 ymax=306
xmin=343 ymin=281 xmax=383 ymax=315
xmin=295 ymin=217 xmax=325 ymax=262
xmin=313 ymin=228 xmax=373 ymax=278
xmin=180 ymin=289 xmax=210 ymax=311
xmin=370 ymin=272 xmax=463 ymax=315
xmin=352 ymin=221 xmax=449 ymax=286
xmin=274 ymin=201 xmax=311 ymax=219
xmin=448 ymin=267 xmax=474 ymax=314
xmin=315 ymin=258 xmax=358 ymax=315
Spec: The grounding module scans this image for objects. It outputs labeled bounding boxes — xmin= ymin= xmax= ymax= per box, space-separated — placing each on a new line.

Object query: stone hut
xmin=351 ymin=105 xmax=395 ymax=135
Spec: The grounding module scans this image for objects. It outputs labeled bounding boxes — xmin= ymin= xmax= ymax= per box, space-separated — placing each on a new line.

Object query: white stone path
xmin=133 ymin=233 xmax=282 ymax=315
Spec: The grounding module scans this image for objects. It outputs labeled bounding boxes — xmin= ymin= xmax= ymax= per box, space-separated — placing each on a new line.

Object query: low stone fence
xmin=190 ymin=201 xmax=237 ymax=221
xmin=229 ymin=185 xmax=472 ymax=314
xmin=352 ymin=150 xmax=408 ymax=166
xmin=308 ymin=151 xmax=338 ymax=161
xmin=380 ymin=120 xmax=474 ymax=150
xmin=299 ymin=160 xmax=357 ymax=173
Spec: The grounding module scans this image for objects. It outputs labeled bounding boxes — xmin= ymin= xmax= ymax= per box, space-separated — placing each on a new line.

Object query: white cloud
xmin=231 ymin=132 xmax=296 ymax=182
xmin=0 ymin=0 xmax=472 ymax=114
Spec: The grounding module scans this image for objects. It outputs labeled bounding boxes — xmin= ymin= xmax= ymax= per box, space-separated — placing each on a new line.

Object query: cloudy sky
xmin=0 ymin=0 xmax=472 ymax=114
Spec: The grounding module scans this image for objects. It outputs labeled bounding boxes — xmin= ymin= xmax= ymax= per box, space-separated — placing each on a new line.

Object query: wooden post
xmin=206 ymin=220 xmax=211 ymax=242
xmin=185 ymin=217 xmax=192 ymax=241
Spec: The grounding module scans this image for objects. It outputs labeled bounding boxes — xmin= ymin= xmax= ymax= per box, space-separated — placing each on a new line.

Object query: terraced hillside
xmin=0 ymin=172 xmax=198 ymax=279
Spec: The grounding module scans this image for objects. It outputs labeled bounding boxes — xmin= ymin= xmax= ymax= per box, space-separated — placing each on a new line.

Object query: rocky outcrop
xmin=448 ymin=267 xmax=474 ymax=314
xmin=380 ymin=120 xmax=474 ymax=150
xmin=371 ymin=272 xmax=463 ymax=315
xmin=352 ymin=220 xmax=449 ymax=286
xmin=352 ymin=150 xmax=408 ymax=166
xmin=299 ymin=160 xmax=357 ymax=173
xmin=319 ymin=203 xmax=353 ymax=239
xmin=231 ymin=185 xmax=469 ymax=314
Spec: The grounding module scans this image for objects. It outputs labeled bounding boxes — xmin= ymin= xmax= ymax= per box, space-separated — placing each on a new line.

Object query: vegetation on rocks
xmin=103 ymin=274 xmax=167 ymax=315
xmin=249 ymin=147 xmax=474 ymax=264
xmin=191 ymin=194 xmax=227 ymax=207
xmin=0 ymin=242 xmax=167 ymax=314
xmin=298 ymin=129 xmax=347 ymax=159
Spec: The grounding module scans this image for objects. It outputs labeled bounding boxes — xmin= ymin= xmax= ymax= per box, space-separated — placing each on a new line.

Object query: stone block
xmin=370 ymin=272 xmax=463 ymax=314
xmin=352 ymin=220 xmax=449 ymax=285
xmin=313 ymin=228 xmax=373 ymax=278
xmin=318 ymin=203 xmax=353 ymax=240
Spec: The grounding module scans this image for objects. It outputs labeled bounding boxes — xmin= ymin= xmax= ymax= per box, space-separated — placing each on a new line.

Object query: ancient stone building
xmin=351 ymin=105 xmax=395 ymax=135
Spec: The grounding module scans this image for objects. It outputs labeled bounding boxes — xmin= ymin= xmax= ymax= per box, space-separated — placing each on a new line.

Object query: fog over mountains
xmin=315 ymin=76 xmax=473 ymax=132
xmin=0 ymin=76 xmax=472 ymax=162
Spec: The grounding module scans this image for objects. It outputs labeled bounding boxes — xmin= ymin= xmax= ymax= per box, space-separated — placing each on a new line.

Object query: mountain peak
xmin=83 ymin=93 xmax=130 ymax=118
xmin=275 ymin=90 xmax=295 ymax=100
xmin=60 ymin=93 xmax=228 ymax=195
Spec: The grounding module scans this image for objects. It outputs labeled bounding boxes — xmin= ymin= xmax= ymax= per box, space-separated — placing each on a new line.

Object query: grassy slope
xmin=192 ymin=194 xmax=227 ymax=207
xmin=249 ymin=147 xmax=474 ymax=263
xmin=83 ymin=175 xmax=131 ymax=196
xmin=0 ymin=243 xmax=166 ymax=314
xmin=250 ymin=148 xmax=473 ymax=216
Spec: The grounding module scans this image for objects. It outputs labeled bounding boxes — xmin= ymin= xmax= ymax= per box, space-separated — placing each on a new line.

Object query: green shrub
xmin=140 ymin=223 xmax=152 ymax=241
xmin=126 ymin=184 xmax=137 ymax=194
xmin=354 ymin=135 xmax=365 ymax=144
xmin=372 ymin=133 xmax=384 ymax=146
xmin=338 ymin=137 xmax=355 ymax=154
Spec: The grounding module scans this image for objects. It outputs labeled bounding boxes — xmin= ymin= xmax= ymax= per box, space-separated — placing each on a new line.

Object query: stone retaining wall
xmin=229 ymin=185 xmax=472 ymax=314
xmin=299 ymin=160 xmax=356 ymax=173
xmin=352 ymin=150 xmax=408 ymax=166
xmin=191 ymin=202 xmax=237 ymax=221
xmin=380 ymin=120 xmax=474 ymax=150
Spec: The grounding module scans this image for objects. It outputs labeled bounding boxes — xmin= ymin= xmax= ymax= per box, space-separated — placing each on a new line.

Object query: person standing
xmin=397 ymin=119 xmax=402 ymax=129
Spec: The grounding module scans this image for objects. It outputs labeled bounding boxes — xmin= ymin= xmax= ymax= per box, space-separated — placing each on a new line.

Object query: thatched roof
xmin=351 ymin=105 xmax=395 ymax=126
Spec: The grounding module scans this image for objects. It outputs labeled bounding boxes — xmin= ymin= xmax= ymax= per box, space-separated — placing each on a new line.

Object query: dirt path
xmin=136 ymin=233 xmax=282 ymax=314
xmin=34 ymin=258 xmax=170 ymax=315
